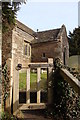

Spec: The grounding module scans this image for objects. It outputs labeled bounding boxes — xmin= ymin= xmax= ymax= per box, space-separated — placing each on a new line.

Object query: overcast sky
xmin=17 ymin=2 xmax=78 ymax=35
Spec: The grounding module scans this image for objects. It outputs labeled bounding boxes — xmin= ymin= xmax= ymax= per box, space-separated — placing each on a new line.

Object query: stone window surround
xmin=24 ymin=41 xmax=31 ymax=57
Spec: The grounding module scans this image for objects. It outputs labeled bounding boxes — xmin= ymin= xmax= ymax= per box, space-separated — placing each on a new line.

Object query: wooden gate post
xmin=47 ymin=58 xmax=53 ymax=105
xmin=37 ymin=68 xmax=41 ymax=103
xmin=26 ymin=68 xmax=30 ymax=104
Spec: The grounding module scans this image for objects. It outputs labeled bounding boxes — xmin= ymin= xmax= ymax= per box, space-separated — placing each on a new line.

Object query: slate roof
xmin=31 ymin=28 xmax=61 ymax=44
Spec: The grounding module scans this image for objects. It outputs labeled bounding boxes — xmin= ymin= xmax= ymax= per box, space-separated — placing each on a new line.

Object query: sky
xmin=78 ymin=1 xmax=80 ymax=26
xmin=0 ymin=1 xmax=79 ymax=66
xmin=17 ymin=1 xmax=78 ymax=35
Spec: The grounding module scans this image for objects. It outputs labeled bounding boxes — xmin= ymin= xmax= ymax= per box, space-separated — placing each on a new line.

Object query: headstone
xmin=68 ymin=55 xmax=80 ymax=72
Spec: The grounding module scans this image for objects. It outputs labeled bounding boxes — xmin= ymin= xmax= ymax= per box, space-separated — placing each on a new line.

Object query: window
xmin=28 ymin=45 xmax=30 ymax=56
xmin=63 ymin=48 xmax=66 ymax=65
xmin=42 ymin=53 xmax=46 ymax=58
xmin=24 ymin=44 xmax=28 ymax=55
xmin=24 ymin=42 xmax=31 ymax=56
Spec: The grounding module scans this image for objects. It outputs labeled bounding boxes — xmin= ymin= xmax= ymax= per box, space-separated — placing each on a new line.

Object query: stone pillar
xmin=47 ymin=58 xmax=53 ymax=105
xmin=26 ymin=68 xmax=30 ymax=104
xmin=37 ymin=68 xmax=41 ymax=103
xmin=13 ymin=57 xmax=19 ymax=114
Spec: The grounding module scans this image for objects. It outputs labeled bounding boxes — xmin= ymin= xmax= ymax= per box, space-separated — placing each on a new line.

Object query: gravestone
xmin=68 ymin=55 xmax=80 ymax=72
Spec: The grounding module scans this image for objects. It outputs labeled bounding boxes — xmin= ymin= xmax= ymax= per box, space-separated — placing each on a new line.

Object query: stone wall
xmin=2 ymin=20 xmax=34 ymax=68
xmin=2 ymin=21 xmax=34 ymax=113
xmin=2 ymin=30 xmax=12 ymax=66
xmin=31 ymin=41 xmax=62 ymax=62
xmin=12 ymin=26 xmax=33 ymax=68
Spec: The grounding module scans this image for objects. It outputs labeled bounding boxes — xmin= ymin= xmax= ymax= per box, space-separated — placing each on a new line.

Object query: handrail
xmin=59 ymin=68 xmax=80 ymax=95
xmin=54 ymin=58 xmax=80 ymax=95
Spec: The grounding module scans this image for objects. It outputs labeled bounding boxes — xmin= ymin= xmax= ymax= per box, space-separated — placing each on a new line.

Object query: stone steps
xmin=17 ymin=109 xmax=52 ymax=120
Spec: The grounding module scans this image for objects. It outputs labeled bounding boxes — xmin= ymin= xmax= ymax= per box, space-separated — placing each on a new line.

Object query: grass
xmin=19 ymin=72 xmax=47 ymax=91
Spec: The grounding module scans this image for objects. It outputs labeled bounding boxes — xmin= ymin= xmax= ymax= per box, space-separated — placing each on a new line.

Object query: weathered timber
xmin=29 ymin=63 xmax=53 ymax=68
xmin=60 ymin=68 xmax=80 ymax=95
xmin=26 ymin=68 xmax=30 ymax=104
xmin=19 ymin=103 xmax=47 ymax=110
xmin=37 ymin=68 xmax=41 ymax=103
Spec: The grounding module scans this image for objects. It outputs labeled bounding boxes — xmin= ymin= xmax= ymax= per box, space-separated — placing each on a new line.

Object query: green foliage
xmin=54 ymin=58 xmax=80 ymax=82
xmin=52 ymin=58 xmax=80 ymax=119
xmin=68 ymin=27 xmax=80 ymax=56
xmin=53 ymin=70 xmax=80 ymax=119
xmin=1 ymin=111 xmax=17 ymax=120
xmin=2 ymin=64 xmax=10 ymax=109
xmin=2 ymin=2 xmax=21 ymax=33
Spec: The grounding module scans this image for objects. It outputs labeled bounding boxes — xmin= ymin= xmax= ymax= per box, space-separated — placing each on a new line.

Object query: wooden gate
xmin=5 ymin=58 xmax=54 ymax=115
xmin=14 ymin=58 xmax=53 ymax=114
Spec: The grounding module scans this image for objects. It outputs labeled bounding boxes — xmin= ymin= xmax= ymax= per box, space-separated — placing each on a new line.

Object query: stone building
xmin=2 ymin=20 xmax=34 ymax=113
xmin=31 ymin=25 xmax=69 ymax=65
xmin=2 ymin=20 xmax=69 ymax=68
xmin=2 ymin=20 xmax=69 ymax=113
xmin=2 ymin=20 xmax=34 ymax=67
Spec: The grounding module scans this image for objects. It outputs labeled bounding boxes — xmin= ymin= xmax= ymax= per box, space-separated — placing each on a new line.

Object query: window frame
xmin=24 ymin=41 xmax=31 ymax=57
xmin=42 ymin=53 xmax=46 ymax=58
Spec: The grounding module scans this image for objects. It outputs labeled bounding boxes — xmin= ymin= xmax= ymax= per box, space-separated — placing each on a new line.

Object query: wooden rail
xmin=29 ymin=63 xmax=53 ymax=68
xmin=16 ymin=62 xmax=54 ymax=70
xmin=19 ymin=103 xmax=47 ymax=110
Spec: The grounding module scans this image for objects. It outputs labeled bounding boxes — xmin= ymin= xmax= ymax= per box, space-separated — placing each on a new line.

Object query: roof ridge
xmin=37 ymin=28 xmax=60 ymax=33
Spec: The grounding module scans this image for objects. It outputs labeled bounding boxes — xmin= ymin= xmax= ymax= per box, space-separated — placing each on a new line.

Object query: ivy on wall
xmin=52 ymin=58 xmax=80 ymax=120
xmin=2 ymin=64 xmax=10 ymax=110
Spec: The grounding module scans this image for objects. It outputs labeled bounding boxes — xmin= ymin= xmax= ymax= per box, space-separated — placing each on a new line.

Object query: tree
xmin=68 ymin=27 xmax=80 ymax=56
xmin=2 ymin=2 xmax=21 ymax=33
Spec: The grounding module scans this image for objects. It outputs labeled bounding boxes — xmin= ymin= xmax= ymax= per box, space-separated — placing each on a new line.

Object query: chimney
xmin=37 ymin=29 xmax=39 ymax=32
